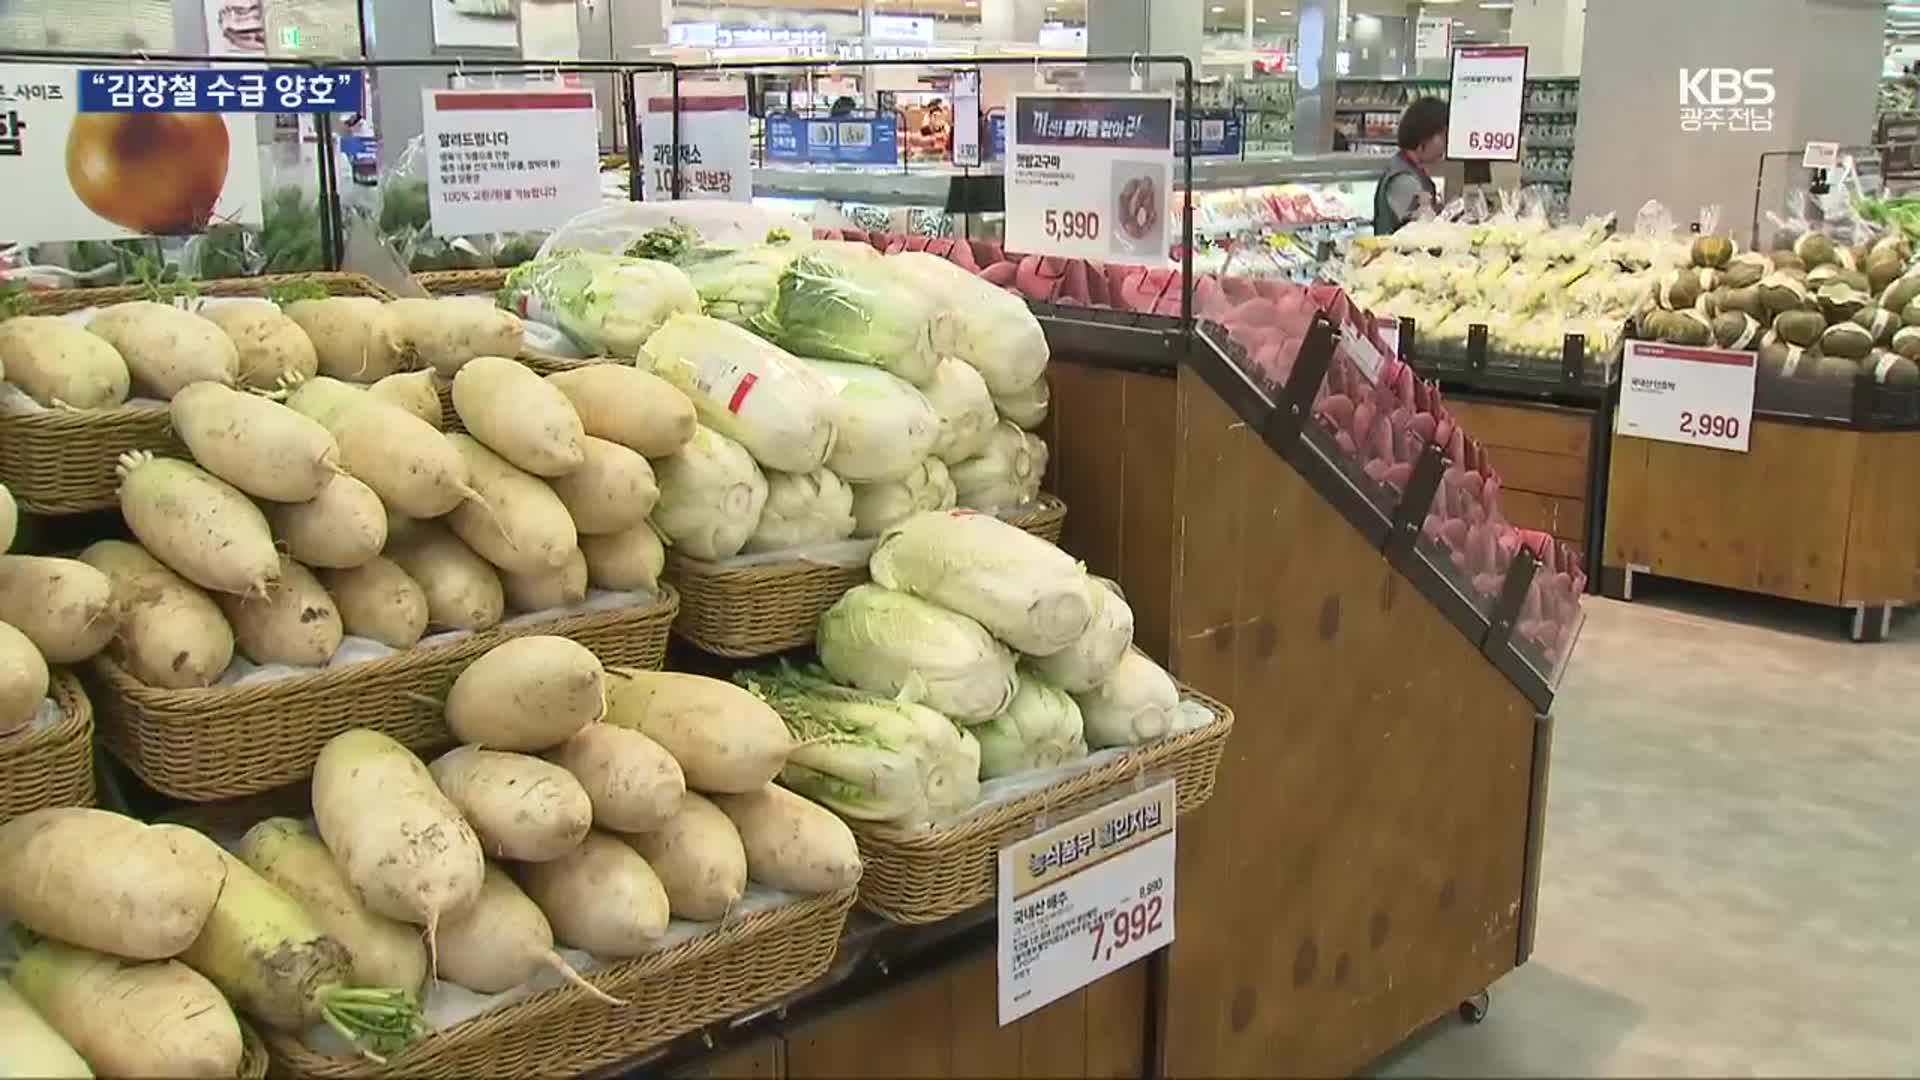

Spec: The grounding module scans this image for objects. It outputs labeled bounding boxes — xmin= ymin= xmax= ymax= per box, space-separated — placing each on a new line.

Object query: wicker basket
xmin=413 ymin=268 xmax=509 ymax=297
xmin=667 ymin=495 xmax=1072 ymax=659
xmin=0 ymin=671 xmax=95 ymax=826
xmin=1 ymin=273 xmax=395 ymax=515
xmin=853 ymin=687 xmax=1234 ymax=924
xmin=91 ymin=588 xmax=677 ymax=801
xmin=266 ymin=887 xmax=857 ymax=1080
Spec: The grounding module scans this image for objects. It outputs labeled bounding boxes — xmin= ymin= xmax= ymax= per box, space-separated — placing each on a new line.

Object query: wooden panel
xmin=948 ymin=953 xmax=1024 ymax=1077
xmin=1841 ymin=430 xmax=1920 ymax=604
xmin=1603 ymin=422 xmax=1857 ymax=604
xmin=785 ymin=970 xmax=956 ymax=1079
xmin=681 ymin=1037 xmax=783 ymax=1079
xmin=1164 ymin=371 xmax=1537 ymax=1077
xmin=1445 ymin=397 xmax=1593 ymax=459
xmin=1475 ymin=444 xmax=1589 ymax=499
xmin=1497 ymin=489 xmax=1586 ymax=545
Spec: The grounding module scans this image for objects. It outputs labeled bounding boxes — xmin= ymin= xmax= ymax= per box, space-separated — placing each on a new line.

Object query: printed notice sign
xmin=1618 ymin=340 xmax=1755 ymax=453
xmin=997 ymin=781 xmax=1176 ymax=1025
xmin=1006 ymin=93 xmax=1175 ymax=265
xmin=1447 ymin=45 xmax=1527 ymax=161
xmin=638 ymin=82 xmax=751 ymax=202
xmin=422 ymin=87 xmax=600 ymax=236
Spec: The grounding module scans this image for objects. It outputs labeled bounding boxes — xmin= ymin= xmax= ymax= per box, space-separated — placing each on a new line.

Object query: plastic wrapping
xmin=538 ymin=201 xmax=809 ymax=261
xmin=365 ymin=136 xmax=547 ymax=271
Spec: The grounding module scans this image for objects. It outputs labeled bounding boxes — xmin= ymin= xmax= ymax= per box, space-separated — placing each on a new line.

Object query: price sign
xmin=997 ymin=780 xmax=1176 ymax=1025
xmin=422 ymin=88 xmax=602 ymax=236
xmin=1415 ymin=15 xmax=1451 ymax=61
xmin=1802 ymin=140 xmax=1840 ymax=169
xmin=637 ymin=77 xmax=751 ymax=202
xmin=1617 ymin=340 xmax=1755 ymax=453
xmin=951 ymin=70 xmax=981 ymax=168
xmin=1446 ymin=45 xmax=1527 ymax=162
xmin=1006 ymin=93 xmax=1175 ymax=265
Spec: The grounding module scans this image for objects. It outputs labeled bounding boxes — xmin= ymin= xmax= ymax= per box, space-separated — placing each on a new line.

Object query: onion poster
xmin=0 ymin=63 xmax=264 ymax=244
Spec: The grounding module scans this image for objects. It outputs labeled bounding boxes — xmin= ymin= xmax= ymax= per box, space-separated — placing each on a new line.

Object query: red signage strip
xmin=1631 ymin=342 xmax=1758 ymax=368
xmin=434 ymin=91 xmax=595 ymax=111
xmin=647 ymin=95 xmax=750 ymax=113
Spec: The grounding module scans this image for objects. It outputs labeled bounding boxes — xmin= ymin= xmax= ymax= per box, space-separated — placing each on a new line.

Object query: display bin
xmin=0 ymin=272 xmax=395 ymax=515
xmin=0 ymin=670 xmax=95 ymax=826
xmin=90 ymin=588 xmax=678 ymax=800
xmin=413 ymin=268 xmax=510 ymax=297
xmin=854 ymin=687 xmax=1232 ymax=925
xmin=666 ymin=497 xmax=1068 ymax=658
xmin=265 ymin=887 xmax=858 ymax=1080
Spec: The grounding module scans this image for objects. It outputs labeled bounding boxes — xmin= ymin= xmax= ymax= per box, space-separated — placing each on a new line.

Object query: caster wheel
xmin=1458 ymin=990 xmax=1489 ymax=1024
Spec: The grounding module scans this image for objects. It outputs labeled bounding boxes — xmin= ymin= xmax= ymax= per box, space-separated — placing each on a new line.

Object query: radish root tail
xmin=544 ymin=951 xmax=627 ymax=1006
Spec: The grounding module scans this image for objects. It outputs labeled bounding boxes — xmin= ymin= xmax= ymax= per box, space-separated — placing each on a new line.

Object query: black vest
xmin=1373 ymin=152 xmax=1437 ymax=236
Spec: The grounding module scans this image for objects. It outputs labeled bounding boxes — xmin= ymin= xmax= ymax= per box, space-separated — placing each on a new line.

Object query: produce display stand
xmin=1602 ymin=361 xmax=1920 ymax=641
xmin=1401 ymin=318 xmax=1622 ymax=587
xmin=0 ymin=670 xmax=95 ymax=826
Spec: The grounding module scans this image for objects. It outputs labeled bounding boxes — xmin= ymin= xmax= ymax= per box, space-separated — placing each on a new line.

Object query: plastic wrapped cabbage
xmin=651 ymin=425 xmax=768 ymax=560
xmin=817 ymin=584 xmax=1017 ymax=722
xmin=678 ymin=244 xmax=798 ymax=332
xmin=991 ymin=375 xmax=1050 ymax=431
xmin=744 ymin=468 xmax=857 ymax=553
xmin=869 ymin=510 xmax=1094 ymax=656
xmin=922 ymin=357 xmax=997 ymax=464
xmin=1074 ymin=648 xmax=1178 ymax=749
xmin=973 ymin=666 xmax=1089 ymax=779
xmin=499 ymin=251 xmax=699 ymax=356
xmin=888 ymin=251 xmax=1048 ymax=395
xmin=641 ymin=313 xmax=839 ymax=474
xmin=770 ymin=248 xmax=940 ymax=385
xmin=810 ymin=359 xmax=938 ymax=482
xmin=1031 ymin=577 xmax=1135 ymax=693
xmin=851 ymin=458 xmax=957 ymax=539
xmin=950 ymin=422 xmax=1048 ymax=513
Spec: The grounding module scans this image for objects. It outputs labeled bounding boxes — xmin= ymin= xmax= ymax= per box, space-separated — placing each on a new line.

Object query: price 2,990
xmin=1088 ymin=895 xmax=1164 ymax=963
xmin=1467 ymin=130 xmax=1517 ymax=152
xmin=1679 ymin=410 xmax=1741 ymax=441
xmin=1044 ymin=208 xmax=1101 ymax=242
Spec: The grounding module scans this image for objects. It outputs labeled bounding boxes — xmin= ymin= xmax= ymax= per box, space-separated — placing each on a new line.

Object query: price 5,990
xmin=1044 ymin=208 xmax=1101 ymax=242
xmin=1467 ymin=130 xmax=1517 ymax=152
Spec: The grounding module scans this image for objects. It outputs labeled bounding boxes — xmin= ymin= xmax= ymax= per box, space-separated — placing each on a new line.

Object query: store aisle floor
xmin=1373 ymin=589 xmax=1920 ymax=1077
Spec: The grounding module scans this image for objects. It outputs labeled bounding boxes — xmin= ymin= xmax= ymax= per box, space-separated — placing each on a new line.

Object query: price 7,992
xmin=1088 ymin=894 xmax=1164 ymax=963
xmin=1679 ymin=410 xmax=1741 ymax=441
xmin=1467 ymin=130 xmax=1517 ymax=152
xmin=1044 ymin=208 xmax=1101 ymax=242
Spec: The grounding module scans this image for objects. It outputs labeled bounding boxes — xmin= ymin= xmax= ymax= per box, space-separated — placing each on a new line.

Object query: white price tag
xmin=1376 ymin=317 xmax=1402 ymax=362
xmin=1006 ymin=93 xmax=1175 ymax=266
xmin=997 ymin=781 xmax=1176 ymax=1026
xmin=1618 ymin=340 xmax=1755 ymax=453
xmin=422 ymin=88 xmax=601 ymax=236
xmin=1446 ymin=45 xmax=1527 ymax=161
xmin=1802 ymin=140 xmax=1840 ymax=170
xmin=951 ymin=70 xmax=981 ymax=168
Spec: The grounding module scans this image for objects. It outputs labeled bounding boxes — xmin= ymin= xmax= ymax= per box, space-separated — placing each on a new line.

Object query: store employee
xmin=1374 ymin=97 xmax=1449 ymax=235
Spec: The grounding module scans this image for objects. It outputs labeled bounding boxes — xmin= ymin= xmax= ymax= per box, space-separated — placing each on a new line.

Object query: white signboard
xmin=422 ymin=87 xmax=601 ymax=236
xmin=0 ymin=63 xmax=262 ymax=244
xmin=951 ymin=70 xmax=981 ymax=168
xmin=1006 ymin=92 xmax=1174 ymax=265
xmin=1446 ymin=45 xmax=1527 ymax=161
xmin=998 ymin=781 xmax=1176 ymax=1026
xmin=1415 ymin=16 xmax=1451 ymax=61
xmin=1618 ymin=340 xmax=1755 ymax=453
xmin=869 ymin=14 xmax=934 ymax=42
xmin=637 ymin=81 xmax=751 ymax=202
xmin=1802 ymin=140 xmax=1840 ymax=170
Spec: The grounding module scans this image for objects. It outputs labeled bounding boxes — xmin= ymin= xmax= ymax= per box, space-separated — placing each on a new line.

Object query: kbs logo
xmin=1677 ymin=68 xmax=1774 ymax=133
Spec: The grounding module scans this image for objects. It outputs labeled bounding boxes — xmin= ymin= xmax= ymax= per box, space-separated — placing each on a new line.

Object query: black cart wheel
xmin=1458 ymin=990 xmax=1490 ymax=1024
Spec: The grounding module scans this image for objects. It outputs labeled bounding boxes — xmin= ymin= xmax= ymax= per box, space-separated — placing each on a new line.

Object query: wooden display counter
xmin=1602 ymin=420 xmax=1920 ymax=640
xmin=1446 ymin=396 xmax=1604 ymax=570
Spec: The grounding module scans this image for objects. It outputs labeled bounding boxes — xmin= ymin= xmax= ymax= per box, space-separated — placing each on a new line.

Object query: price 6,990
xmin=1088 ymin=895 xmax=1163 ymax=963
xmin=1467 ymin=130 xmax=1517 ymax=152
xmin=1045 ymin=208 xmax=1101 ymax=242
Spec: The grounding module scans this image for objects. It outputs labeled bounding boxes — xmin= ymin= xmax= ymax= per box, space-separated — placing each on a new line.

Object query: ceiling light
xmin=1255 ymin=15 xmax=1267 ymax=21
xmin=1210 ymin=4 xmax=1225 ymax=10
xmin=1478 ymin=1 xmax=1513 ymax=7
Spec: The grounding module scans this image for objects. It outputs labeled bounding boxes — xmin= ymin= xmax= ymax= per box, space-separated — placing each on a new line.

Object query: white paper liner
xmin=0 ymin=695 xmax=66 ymax=741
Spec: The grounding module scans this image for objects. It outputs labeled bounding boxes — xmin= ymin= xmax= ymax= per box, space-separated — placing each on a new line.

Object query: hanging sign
xmin=1175 ymin=108 xmax=1243 ymax=158
xmin=638 ymin=81 xmax=751 ymax=201
xmin=0 ymin=62 xmax=263 ymax=244
xmin=1617 ymin=340 xmax=1755 ymax=453
xmin=1415 ymin=16 xmax=1451 ymax=61
xmin=1006 ymin=92 xmax=1175 ymax=265
xmin=1446 ymin=45 xmax=1527 ymax=161
xmin=998 ymin=780 xmax=1176 ymax=1025
xmin=422 ymin=87 xmax=600 ymax=236
xmin=1802 ymin=140 xmax=1840 ymax=170
xmin=951 ymin=69 xmax=981 ymax=168
xmin=764 ymin=113 xmax=900 ymax=166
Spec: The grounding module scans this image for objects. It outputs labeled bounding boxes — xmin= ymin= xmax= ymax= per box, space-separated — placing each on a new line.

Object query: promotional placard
xmin=422 ymin=87 xmax=601 ymax=236
xmin=998 ymin=781 xmax=1176 ymax=1025
xmin=1617 ymin=340 xmax=1755 ymax=453
xmin=1006 ymin=93 xmax=1175 ymax=265
xmin=0 ymin=62 xmax=263 ymax=244
xmin=637 ymin=79 xmax=751 ymax=202
xmin=1415 ymin=16 xmax=1451 ymax=61
xmin=1175 ymin=108 xmax=1244 ymax=158
xmin=951 ymin=70 xmax=981 ymax=168
xmin=764 ymin=113 xmax=900 ymax=166
xmin=1446 ymin=45 xmax=1527 ymax=162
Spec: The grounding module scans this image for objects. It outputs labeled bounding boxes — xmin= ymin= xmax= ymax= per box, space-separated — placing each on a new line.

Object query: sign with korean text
xmin=1446 ymin=45 xmax=1526 ymax=162
xmin=422 ymin=88 xmax=600 ymax=236
xmin=0 ymin=62 xmax=263 ymax=244
xmin=951 ymin=70 xmax=981 ymax=168
xmin=1007 ymin=93 xmax=1175 ymax=265
xmin=764 ymin=113 xmax=900 ymax=166
xmin=1415 ymin=16 xmax=1451 ymax=61
xmin=987 ymin=111 xmax=1007 ymax=161
xmin=1618 ymin=341 xmax=1755 ymax=453
xmin=638 ymin=83 xmax=751 ymax=202
xmin=77 ymin=68 xmax=362 ymax=113
xmin=1175 ymin=108 xmax=1243 ymax=158
xmin=997 ymin=780 xmax=1176 ymax=1025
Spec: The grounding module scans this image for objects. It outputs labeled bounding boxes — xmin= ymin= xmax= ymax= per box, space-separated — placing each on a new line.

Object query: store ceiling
xmin=678 ymin=0 xmax=1511 ymax=40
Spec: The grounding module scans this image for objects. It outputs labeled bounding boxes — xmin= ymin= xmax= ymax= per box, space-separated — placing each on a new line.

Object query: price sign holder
xmin=997 ymin=778 xmax=1176 ymax=1026
xmin=1005 ymin=92 xmax=1176 ymax=266
xmin=1446 ymin=45 xmax=1527 ymax=162
xmin=1617 ymin=340 xmax=1756 ymax=453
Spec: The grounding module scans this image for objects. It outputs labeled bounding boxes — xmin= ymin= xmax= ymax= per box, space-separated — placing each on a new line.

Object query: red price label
xmin=1466 ymin=129 xmax=1517 ymax=153
xmin=1679 ymin=410 xmax=1742 ymax=441
xmin=1044 ymin=208 xmax=1102 ymax=242
xmin=1087 ymin=892 xmax=1165 ymax=963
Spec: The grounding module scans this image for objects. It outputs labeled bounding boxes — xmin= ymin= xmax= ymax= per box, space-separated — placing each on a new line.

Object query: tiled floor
xmin=1374 ymin=585 xmax=1920 ymax=1077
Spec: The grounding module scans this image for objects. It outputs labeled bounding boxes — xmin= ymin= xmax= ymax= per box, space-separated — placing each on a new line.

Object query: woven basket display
xmin=0 ymin=671 xmax=95 ymax=826
xmin=266 ymin=887 xmax=857 ymax=1080
xmin=91 ymin=588 xmax=677 ymax=801
xmin=413 ymin=268 xmax=510 ymax=296
xmin=667 ymin=495 xmax=1070 ymax=658
xmin=853 ymin=687 xmax=1234 ymax=924
xmin=1 ymin=273 xmax=395 ymax=515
